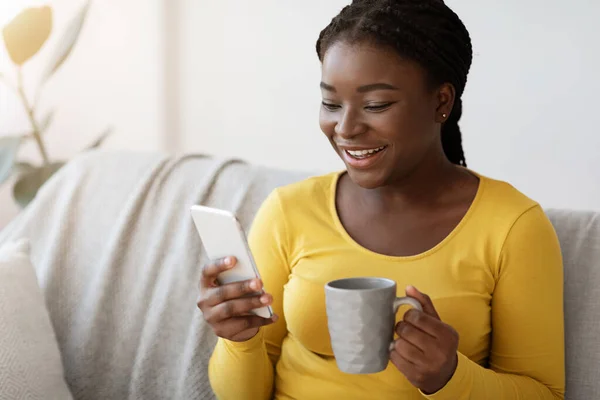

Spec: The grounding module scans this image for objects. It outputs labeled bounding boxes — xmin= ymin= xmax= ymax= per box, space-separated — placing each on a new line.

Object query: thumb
xmin=406 ymin=285 xmax=440 ymax=320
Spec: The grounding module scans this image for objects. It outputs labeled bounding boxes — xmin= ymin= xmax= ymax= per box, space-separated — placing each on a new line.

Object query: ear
xmin=435 ymin=83 xmax=455 ymax=123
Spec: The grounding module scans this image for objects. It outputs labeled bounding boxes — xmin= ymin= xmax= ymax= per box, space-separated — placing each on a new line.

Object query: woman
xmin=198 ymin=0 xmax=565 ymax=399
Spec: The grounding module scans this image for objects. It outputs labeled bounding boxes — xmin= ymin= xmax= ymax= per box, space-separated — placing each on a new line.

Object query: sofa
xmin=0 ymin=151 xmax=598 ymax=399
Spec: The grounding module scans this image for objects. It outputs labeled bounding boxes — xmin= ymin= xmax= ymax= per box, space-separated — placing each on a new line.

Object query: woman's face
xmin=319 ymin=41 xmax=452 ymax=189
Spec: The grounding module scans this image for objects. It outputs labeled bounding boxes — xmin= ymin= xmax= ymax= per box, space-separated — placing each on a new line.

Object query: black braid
xmin=316 ymin=0 xmax=472 ymax=167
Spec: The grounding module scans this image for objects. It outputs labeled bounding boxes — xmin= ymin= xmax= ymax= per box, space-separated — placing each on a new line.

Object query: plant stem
xmin=16 ymin=68 xmax=50 ymax=166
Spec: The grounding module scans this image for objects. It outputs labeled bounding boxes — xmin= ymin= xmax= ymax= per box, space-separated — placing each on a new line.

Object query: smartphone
xmin=190 ymin=205 xmax=273 ymax=319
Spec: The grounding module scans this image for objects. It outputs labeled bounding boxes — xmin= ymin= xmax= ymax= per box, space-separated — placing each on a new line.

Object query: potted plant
xmin=0 ymin=1 xmax=111 ymax=208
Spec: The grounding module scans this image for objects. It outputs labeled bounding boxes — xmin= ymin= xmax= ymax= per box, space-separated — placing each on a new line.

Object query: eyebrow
xmin=320 ymin=82 xmax=399 ymax=93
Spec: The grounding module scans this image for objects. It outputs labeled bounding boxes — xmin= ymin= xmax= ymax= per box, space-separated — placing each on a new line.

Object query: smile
xmin=341 ymin=145 xmax=388 ymax=169
xmin=345 ymin=146 xmax=387 ymax=159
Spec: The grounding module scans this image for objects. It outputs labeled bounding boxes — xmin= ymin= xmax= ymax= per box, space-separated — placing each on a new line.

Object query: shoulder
xmin=476 ymin=172 xmax=539 ymax=216
xmin=251 ymin=171 xmax=340 ymax=226
xmin=470 ymin=171 xmax=560 ymax=268
xmin=468 ymin=170 xmax=553 ymax=245
xmin=249 ymin=172 xmax=340 ymax=258
xmin=256 ymin=171 xmax=340 ymax=223
xmin=473 ymin=171 xmax=547 ymax=234
xmin=274 ymin=171 xmax=340 ymax=206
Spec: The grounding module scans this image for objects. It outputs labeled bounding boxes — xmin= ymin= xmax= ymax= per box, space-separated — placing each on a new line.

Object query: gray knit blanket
xmin=0 ymin=151 xmax=306 ymax=399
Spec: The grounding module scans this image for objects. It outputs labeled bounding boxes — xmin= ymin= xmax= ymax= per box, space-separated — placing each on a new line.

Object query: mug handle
xmin=390 ymin=297 xmax=423 ymax=351
xmin=393 ymin=296 xmax=422 ymax=313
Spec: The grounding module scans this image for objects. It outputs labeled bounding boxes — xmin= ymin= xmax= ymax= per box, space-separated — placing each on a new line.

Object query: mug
xmin=325 ymin=277 xmax=422 ymax=374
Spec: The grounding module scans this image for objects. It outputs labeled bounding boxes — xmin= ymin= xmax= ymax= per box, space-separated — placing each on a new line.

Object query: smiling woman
xmin=203 ymin=1 xmax=565 ymax=399
xmin=318 ymin=43 xmax=456 ymax=188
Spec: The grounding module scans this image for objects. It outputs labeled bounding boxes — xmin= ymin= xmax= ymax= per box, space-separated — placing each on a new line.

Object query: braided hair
xmin=316 ymin=0 xmax=472 ymax=166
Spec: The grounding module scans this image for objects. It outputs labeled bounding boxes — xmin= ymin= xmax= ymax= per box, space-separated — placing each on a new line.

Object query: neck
xmin=358 ymin=149 xmax=462 ymax=211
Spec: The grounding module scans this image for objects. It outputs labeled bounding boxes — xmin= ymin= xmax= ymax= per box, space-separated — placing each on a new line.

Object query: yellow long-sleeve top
xmin=208 ymin=171 xmax=565 ymax=400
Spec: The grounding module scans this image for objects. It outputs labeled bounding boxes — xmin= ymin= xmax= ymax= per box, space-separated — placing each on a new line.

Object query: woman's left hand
xmin=390 ymin=286 xmax=459 ymax=395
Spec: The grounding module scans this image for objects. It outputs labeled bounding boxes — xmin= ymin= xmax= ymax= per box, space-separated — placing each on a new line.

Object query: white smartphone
xmin=190 ymin=205 xmax=273 ymax=319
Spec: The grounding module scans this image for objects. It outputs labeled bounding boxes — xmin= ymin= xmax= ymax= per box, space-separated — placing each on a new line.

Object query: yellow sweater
xmin=208 ymin=171 xmax=565 ymax=400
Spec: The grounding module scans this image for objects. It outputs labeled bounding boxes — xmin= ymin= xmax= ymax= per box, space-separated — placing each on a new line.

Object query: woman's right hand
xmin=197 ymin=256 xmax=278 ymax=342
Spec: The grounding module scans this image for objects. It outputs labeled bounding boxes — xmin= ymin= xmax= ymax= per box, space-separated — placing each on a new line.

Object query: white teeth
xmin=347 ymin=146 xmax=385 ymax=157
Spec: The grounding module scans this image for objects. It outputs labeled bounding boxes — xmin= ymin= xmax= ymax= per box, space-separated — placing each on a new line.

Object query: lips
xmin=345 ymin=146 xmax=386 ymax=159
xmin=339 ymin=145 xmax=388 ymax=169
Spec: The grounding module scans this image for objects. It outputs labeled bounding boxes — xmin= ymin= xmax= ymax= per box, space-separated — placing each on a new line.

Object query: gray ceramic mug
xmin=325 ymin=277 xmax=423 ymax=374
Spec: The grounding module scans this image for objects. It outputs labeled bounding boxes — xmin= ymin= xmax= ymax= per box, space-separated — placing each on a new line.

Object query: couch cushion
xmin=0 ymin=239 xmax=73 ymax=399
xmin=547 ymin=209 xmax=600 ymax=400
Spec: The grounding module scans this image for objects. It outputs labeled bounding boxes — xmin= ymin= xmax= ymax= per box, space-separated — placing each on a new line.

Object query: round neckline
xmin=329 ymin=169 xmax=486 ymax=262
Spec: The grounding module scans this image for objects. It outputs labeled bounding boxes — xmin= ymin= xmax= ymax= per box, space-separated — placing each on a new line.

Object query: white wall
xmin=177 ymin=0 xmax=346 ymax=172
xmin=452 ymin=0 xmax=600 ymax=211
xmin=2 ymin=0 xmax=599 ymax=230
xmin=177 ymin=0 xmax=600 ymax=211
xmin=0 ymin=0 xmax=165 ymax=226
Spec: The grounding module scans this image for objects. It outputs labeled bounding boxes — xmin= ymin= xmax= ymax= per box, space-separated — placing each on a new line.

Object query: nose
xmin=335 ymin=108 xmax=366 ymax=139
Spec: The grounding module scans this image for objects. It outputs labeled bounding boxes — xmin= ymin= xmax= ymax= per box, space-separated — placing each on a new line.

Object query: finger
xmin=200 ymin=257 xmax=237 ymax=288
xmin=213 ymin=315 xmax=277 ymax=338
xmin=391 ymin=337 xmax=426 ymax=366
xmin=390 ymin=344 xmax=419 ymax=377
xmin=395 ymin=320 xmax=436 ymax=352
xmin=209 ymin=294 xmax=273 ymax=322
xmin=204 ymin=278 xmax=263 ymax=307
xmin=405 ymin=286 xmax=440 ymax=320
xmin=390 ymin=350 xmax=424 ymax=390
xmin=403 ymin=308 xmax=444 ymax=338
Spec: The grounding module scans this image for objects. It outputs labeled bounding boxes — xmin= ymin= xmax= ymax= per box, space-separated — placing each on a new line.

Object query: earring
xmin=442 ymin=113 xmax=447 ymax=119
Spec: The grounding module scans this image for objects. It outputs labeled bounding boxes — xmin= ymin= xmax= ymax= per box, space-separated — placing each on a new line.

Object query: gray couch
xmin=0 ymin=151 xmax=598 ymax=399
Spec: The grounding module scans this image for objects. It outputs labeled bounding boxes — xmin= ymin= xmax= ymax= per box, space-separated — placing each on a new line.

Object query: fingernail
xmin=260 ymin=294 xmax=270 ymax=304
xmin=224 ymin=257 xmax=232 ymax=266
xmin=406 ymin=285 xmax=417 ymax=292
xmin=250 ymin=279 xmax=260 ymax=291
xmin=389 ymin=341 xmax=396 ymax=352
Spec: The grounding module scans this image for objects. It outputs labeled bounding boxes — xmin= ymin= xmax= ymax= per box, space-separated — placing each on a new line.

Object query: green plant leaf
xmin=0 ymin=136 xmax=22 ymax=185
xmin=13 ymin=162 xmax=64 ymax=208
xmin=84 ymin=126 xmax=113 ymax=151
xmin=41 ymin=0 xmax=91 ymax=83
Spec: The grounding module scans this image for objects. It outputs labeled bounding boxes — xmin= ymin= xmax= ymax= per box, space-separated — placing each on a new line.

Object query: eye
xmin=365 ymin=103 xmax=394 ymax=112
xmin=322 ymin=101 xmax=341 ymax=112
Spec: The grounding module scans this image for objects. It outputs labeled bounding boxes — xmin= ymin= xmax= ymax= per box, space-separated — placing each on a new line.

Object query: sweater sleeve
xmin=208 ymin=190 xmax=291 ymax=400
xmin=423 ymin=205 xmax=565 ymax=399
